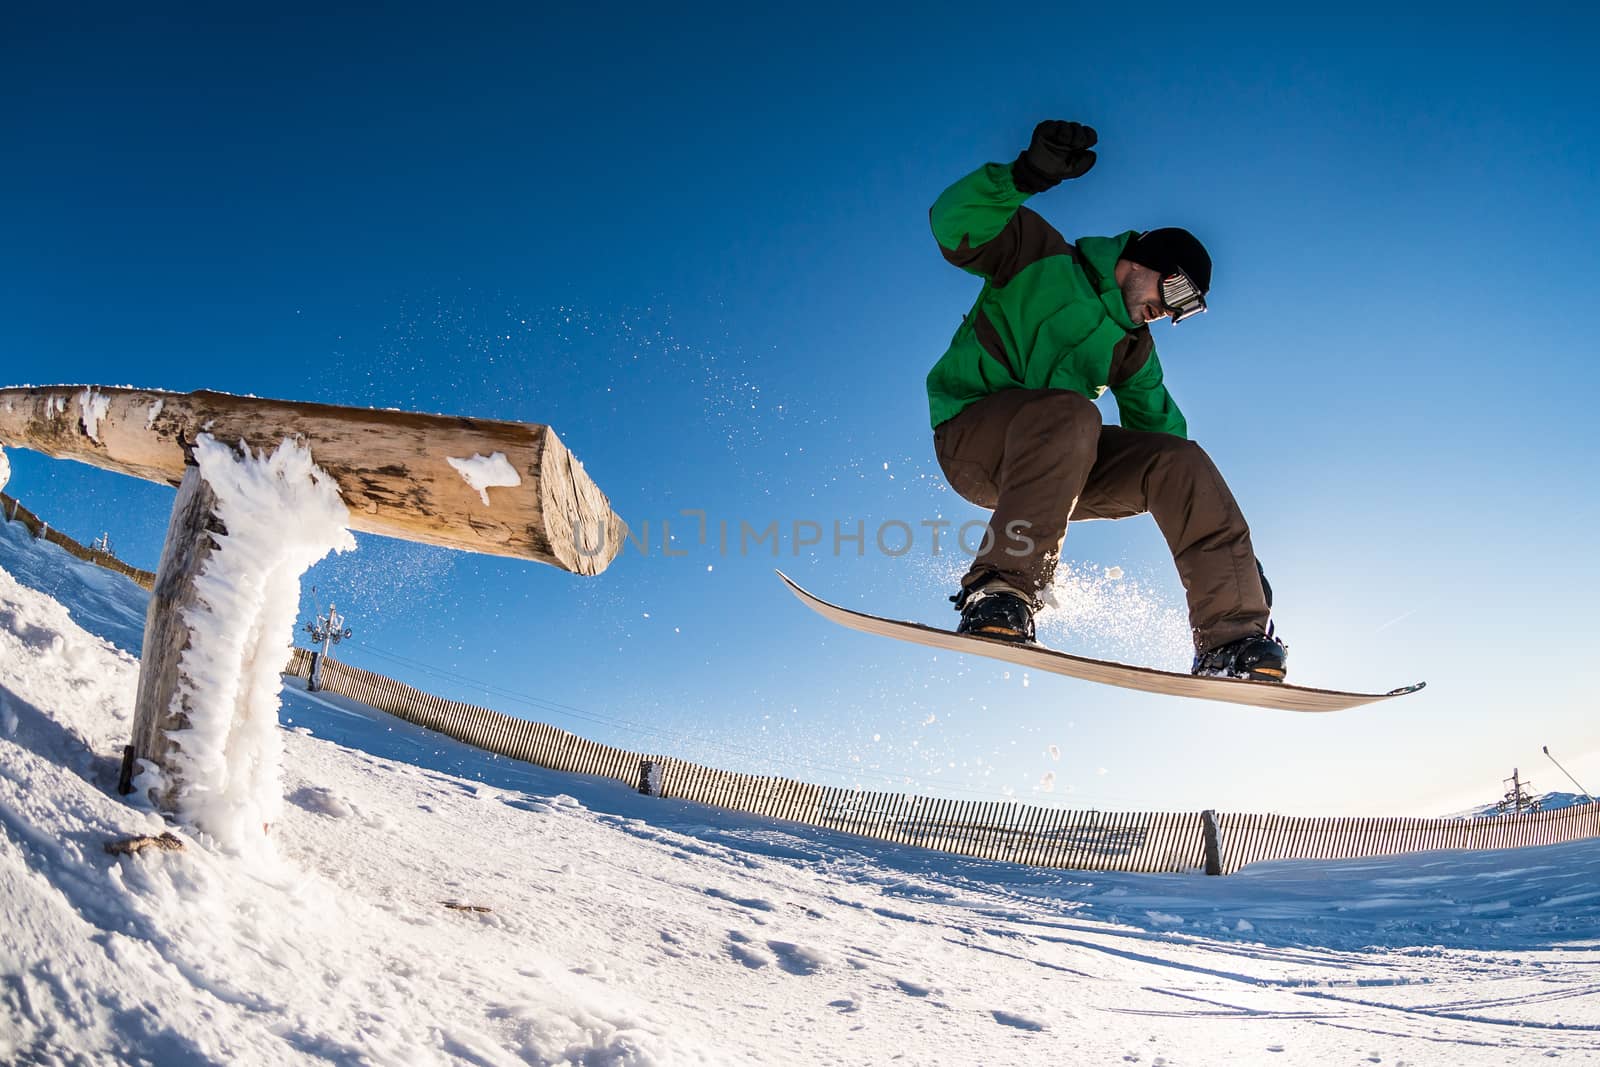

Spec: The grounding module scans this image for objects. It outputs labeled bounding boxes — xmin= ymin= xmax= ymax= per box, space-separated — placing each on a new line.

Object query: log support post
xmin=128 ymin=465 xmax=224 ymax=812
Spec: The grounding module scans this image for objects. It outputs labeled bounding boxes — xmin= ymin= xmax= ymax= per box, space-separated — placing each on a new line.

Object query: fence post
xmin=1201 ymin=809 xmax=1225 ymax=875
xmin=307 ymin=651 xmax=323 ymax=692
xmin=638 ymin=759 xmax=662 ymax=797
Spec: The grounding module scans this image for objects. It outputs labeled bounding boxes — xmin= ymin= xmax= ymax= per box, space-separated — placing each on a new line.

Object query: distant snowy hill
xmin=2 ymin=518 xmax=1598 ymax=1065
xmin=1457 ymin=791 xmax=1593 ymax=818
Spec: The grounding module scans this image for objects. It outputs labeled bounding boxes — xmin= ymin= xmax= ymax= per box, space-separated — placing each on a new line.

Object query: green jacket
xmin=925 ymin=162 xmax=1187 ymax=438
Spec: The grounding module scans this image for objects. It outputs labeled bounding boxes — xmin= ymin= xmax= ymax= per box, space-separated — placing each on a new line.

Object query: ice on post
xmin=131 ymin=435 xmax=354 ymax=850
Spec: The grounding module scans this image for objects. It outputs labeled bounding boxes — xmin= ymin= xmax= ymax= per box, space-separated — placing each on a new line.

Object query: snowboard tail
xmin=777 ymin=571 xmax=1424 ymax=713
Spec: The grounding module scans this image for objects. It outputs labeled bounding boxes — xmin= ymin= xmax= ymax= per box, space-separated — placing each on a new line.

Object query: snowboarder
xmin=927 ymin=120 xmax=1287 ymax=682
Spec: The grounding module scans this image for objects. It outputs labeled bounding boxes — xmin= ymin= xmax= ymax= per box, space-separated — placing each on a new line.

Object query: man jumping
xmin=927 ymin=119 xmax=1287 ymax=682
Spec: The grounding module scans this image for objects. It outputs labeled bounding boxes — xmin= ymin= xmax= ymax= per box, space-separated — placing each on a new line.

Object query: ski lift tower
xmin=1496 ymin=768 xmax=1541 ymax=815
xmin=304 ymin=603 xmax=353 ymax=692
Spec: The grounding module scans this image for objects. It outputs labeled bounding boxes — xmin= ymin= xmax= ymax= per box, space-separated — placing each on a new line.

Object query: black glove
xmin=1012 ymin=120 xmax=1098 ymax=193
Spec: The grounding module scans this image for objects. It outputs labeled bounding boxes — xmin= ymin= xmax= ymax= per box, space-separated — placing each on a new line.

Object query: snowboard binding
xmin=1192 ymin=630 xmax=1288 ymax=682
xmin=952 ymin=579 xmax=1037 ymax=644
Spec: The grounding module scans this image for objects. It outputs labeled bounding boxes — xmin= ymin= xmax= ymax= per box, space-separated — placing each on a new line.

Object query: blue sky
xmin=4 ymin=8 xmax=1598 ymax=816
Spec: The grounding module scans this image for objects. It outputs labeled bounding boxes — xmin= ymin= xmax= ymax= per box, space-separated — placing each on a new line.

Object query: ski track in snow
xmin=1 ymin=519 xmax=1598 ymax=1065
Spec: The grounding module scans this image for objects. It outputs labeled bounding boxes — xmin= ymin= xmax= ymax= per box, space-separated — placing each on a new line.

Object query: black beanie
xmin=1122 ymin=228 xmax=1212 ymax=294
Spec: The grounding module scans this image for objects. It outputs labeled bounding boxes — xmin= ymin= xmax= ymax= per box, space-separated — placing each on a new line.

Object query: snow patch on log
xmin=446 ymin=451 xmax=521 ymax=506
xmin=77 ymin=388 xmax=111 ymax=443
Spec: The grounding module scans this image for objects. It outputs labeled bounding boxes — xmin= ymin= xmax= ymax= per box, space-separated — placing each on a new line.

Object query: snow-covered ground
xmin=2 ymin=518 xmax=1597 ymax=1065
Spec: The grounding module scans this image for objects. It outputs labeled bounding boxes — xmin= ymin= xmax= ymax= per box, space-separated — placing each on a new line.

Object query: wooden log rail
xmin=0 ymin=385 xmax=626 ymax=573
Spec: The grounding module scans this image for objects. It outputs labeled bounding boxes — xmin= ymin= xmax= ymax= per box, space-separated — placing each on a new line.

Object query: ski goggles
xmin=1159 ymin=269 xmax=1207 ymax=324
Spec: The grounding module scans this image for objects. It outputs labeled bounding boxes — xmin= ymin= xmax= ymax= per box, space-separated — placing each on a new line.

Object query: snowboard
xmin=778 ymin=571 xmax=1425 ymax=713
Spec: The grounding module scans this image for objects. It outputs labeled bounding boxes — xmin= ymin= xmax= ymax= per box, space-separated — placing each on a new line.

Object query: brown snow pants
xmin=932 ymin=388 xmax=1270 ymax=652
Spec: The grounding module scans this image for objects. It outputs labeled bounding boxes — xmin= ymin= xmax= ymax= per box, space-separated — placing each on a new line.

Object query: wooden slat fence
xmin=2 ymin=492 xmax=156 ymax=589
xmin=1215 ymin=803 xmax=1600 ymax=874
xmin=280 ymin=649 xmax=1600 ymax=875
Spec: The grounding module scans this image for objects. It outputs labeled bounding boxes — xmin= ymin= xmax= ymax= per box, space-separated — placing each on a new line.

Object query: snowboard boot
xmin=952 ymin=579 xmax=1037 ymax=644
xmin=1192 ymin=631 xmax=1288 ymax=682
